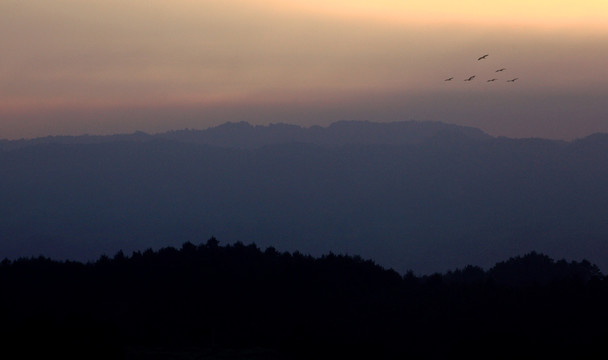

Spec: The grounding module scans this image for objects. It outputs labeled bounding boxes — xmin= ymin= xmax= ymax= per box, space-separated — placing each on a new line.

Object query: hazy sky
xmin=2 ymin=1 xmax=607 ymax=139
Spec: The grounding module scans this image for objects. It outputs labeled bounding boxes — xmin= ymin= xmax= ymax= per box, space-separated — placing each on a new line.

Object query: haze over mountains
xmin=1 ymin=120 xmax=607 ymax=274
xmin=0 ymin=120 xmax=490 ymax=150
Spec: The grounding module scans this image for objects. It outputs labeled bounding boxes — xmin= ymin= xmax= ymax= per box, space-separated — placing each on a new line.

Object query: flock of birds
xmin=444 ymin=54 xmax=518 ymax=83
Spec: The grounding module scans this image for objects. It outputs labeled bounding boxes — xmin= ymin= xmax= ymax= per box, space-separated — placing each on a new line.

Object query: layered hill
xmin=1 ymin=120 xmax=607 ymax=273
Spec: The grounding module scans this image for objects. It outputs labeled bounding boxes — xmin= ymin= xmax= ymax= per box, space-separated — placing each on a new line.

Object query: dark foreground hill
xmin=0 ymin=240 xmax=606 ymax=359
xmin=1 ymin=121 xmax=608 ymax=274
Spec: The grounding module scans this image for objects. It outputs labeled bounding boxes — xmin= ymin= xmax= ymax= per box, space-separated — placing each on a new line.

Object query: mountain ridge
xmin=2 ymin=120 xmax=492 ymax=150
xmin=4 ymin=119 xmax=607 ymax=152
xmin=1 ymin=120 xmax=608 ymax=274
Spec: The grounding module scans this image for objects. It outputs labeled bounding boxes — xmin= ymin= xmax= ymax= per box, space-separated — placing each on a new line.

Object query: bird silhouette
xmin=507 ymin=78 xmax=518 ymax=82
xmin=495 ymin=68 xmax=506 ymax=72
xmin=464 ymin=75 xmax=476 ymax=81
xmin=477 ymin=54 xmax=489 ymax=60
xmin=487 ymin=79 xmax=497 ymax=82
xmin=444 ymin=77 xmax=454 ymax=81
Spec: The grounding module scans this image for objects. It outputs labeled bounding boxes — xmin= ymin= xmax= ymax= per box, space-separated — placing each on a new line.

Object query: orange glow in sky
xmin=267 ymin=0 xmax=608 ymax=29
xmin=1 ymin=1 xmax=607 ymax=139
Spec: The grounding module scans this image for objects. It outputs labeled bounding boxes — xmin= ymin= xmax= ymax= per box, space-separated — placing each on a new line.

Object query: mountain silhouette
xmin=1 ymin=121 xmax=607 ymax=274
xmin=0 ymin=120 xmax=490 ymax=150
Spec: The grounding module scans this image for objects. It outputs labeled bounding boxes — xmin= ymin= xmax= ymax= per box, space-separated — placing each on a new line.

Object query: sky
xmin=1 ymin=0 xmax=607 ymax=140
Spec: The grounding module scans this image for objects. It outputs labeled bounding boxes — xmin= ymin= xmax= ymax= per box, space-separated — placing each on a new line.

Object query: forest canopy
xmin=1 ymin=239 xmax=606 ymax=359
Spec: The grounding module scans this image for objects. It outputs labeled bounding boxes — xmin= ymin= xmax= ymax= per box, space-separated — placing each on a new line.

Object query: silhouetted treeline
xmin=1 ymin=240 xmax=607 ymax=359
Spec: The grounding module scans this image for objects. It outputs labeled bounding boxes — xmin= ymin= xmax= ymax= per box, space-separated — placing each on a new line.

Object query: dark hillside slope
xmin=0 ymin=242 xmax=606 ymax=359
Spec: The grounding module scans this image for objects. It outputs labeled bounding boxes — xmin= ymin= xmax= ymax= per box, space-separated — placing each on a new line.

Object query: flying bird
xmin=496 ymin=68 xmax=506 ymax=72
xmin=464 ymin=75 xmax=476 ymax=81
xmin=487 ymin=79 xmax=497 ymax=82
xmin=477 ymin=54 xmax=489 ymax=60
xmin=507 ymin=78 xmax=519 ymax=82
xmin=444 ymin=77 xmax=454 ymax=81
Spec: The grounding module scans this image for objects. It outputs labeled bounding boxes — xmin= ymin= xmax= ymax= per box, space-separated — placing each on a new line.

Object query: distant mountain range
xmin=0 ymin=120 xmax=491 ymax=150
xmin=1 ymin=120 xmax=607 ymax=274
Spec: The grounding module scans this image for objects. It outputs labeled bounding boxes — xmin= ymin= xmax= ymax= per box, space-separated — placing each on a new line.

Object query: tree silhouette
xmin=0 ymin=241 xmax=606 ymax=358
